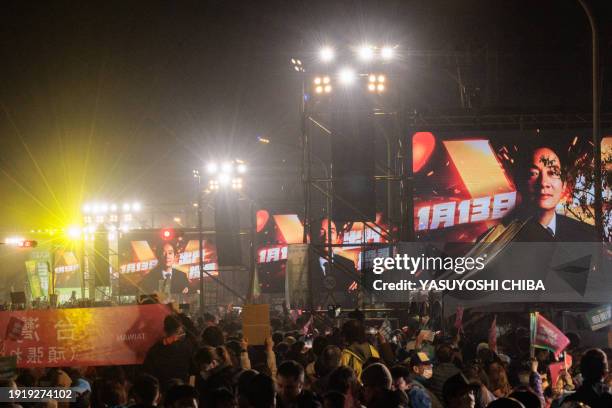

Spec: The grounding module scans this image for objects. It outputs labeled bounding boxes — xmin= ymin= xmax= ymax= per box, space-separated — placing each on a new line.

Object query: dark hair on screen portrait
xmin=154 ymin=240 xmax=178 ymax=261
xmin=512 ymin=140 xmax=570 ymax=190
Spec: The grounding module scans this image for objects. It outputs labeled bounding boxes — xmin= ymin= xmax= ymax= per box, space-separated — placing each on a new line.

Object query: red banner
xmin=0 ymin=304 xmax=171 ymax=367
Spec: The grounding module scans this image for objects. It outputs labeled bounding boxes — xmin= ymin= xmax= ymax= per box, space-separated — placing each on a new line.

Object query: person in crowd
xmin=430 ymin=343 xmax=461 ymax=402
xmin=237 ymin=370 xmax=258 ymax=408
xmin=309 ymin=346 xmax=342 ymax=396
xmin=202 ymin=325 xmax=225 ymax=348
xmin=321 ymin=391 xmax=344 ymax=408
xmin=327 ymin=366 xmax=362 ymax=408
xmin=562 ymin=348 xmax=612 ymax=408
xmin=486 ymin=361 xmax=512 ymax=398
xmin=246 ymin=373 xmax=276 ymax=408
xmin=339 ymin=319 xmax=380 ymax=380
xmin=208 ymin=388 xmax=237 ymax=408
xmin=276 ymin=360 xmax=321 ymax=408
xmin=360 ymin=363 xmax=409 ymax=408
xmin=143 ymin=314 xmax=195 ymax=390
xmin=407 ymin=352 xmax=444 ymax=408
xmin=129 ymin=375 xmax=160 ymax=408
xmin=443 ymin=373 xmax=479 ymax=408
xmin=164 ymin=384 xmax=199 ymax=408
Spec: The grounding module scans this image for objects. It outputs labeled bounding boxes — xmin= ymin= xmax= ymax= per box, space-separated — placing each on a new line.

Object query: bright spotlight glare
xmin=83 ymin=204 xmax=91 ymax=214
xmin=122 ymin=203 xmax=131 ymax=212
xmin=110 ymin=204 xmax=117 ymax=212
xmin=237 ymin=163 xmax=247 ymax=174
xmin=218 ymin=173 xmax=231 ymax=186
xmin=100 ymin=203 xmax=109 ymax=213
xmin=319 ymin=47 xmax=334 ymax=62
xmin=314 ymin=77 xmax=321 ymax=85
xmin=132 ymin=202 xmax=142 ymax=212
xmin=381 ymin=46 xmax=394 ymax=60
xmin=323 ymin=76 xmax=330 ymax=84
xmin=377 ymin=84 xmax=385 ymax=92
xmin=324 ymin=85 xmax=332 ymax=93
xmin=369 ymin=74 xmax=376 ymax=83
xmin=358 ymin=45 xmax=374 ymax=61
xmin=206 ymin=163 xmax=218 ymax=174
xmin=315 ymin=86 xmax=323 ymax=94
xmin=368 ymin=83 xmax=376 ymax=92
xmin=221 ymin=162 xmax=233 ymax=174
xmin=67 ymin=226 xmax=81 ymax=239
xmin=338 ymin=68 xmax=356 ymax=85
xmin=378 ymin=75 xmax=385 ymax=83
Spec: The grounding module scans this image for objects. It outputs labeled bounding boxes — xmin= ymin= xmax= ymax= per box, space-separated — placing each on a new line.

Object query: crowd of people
xmin=3 ymin=307 xmax=611 ymax=408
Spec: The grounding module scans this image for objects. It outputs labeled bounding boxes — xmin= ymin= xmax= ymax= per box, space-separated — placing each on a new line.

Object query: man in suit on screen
xmin=141 ymin=241 xmax=190 ymax=295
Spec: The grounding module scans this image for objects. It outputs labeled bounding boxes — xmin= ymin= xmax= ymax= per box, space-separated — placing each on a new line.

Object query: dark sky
xmin=0 ymin=0 xmax=610 ymax=231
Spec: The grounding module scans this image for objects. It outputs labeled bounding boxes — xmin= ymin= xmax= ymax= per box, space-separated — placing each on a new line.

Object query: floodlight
xmin=221 ymin=162 xmax=233 ymax=174
xmin=315 ymin=86 xmax=323 ymax=94
xmin=377 ymin=84 xmax=385 ymax=92
xmin=319 ymin=46 xmax=334 ymax=62
xmin=358 ymin=45 xmax=374 ymax=61
xmin=110 ymin=204 xmax=117 ymax=212
xmin=218 ymin=173 xmax=231 ymax=186
xmin=122 ymin=203 xmax=131 ymax=212
xmin=237 ymin=163 xmax=247 ymax=174
xmin=132 ymin=202 xmax=142 ymax=212
xmin=369 ymin=74 xmax=376 ymax=83
xmin=381 ymin=46 xmax=394 ymax=60
xmin=322 ymin=76 xmax=330 ymax=84
xmin=83 ymin=204 xmax=91 ymax=214
xmin=206 ymin=162 xmax=218 ymax=174
xmin=67 ymin=227 xmax=81 ymax=239
xmin=368 ymin=83 xmax=376 ymax=92
xmin=338 ymin=67 xmax=356 ymax=85
xmin=378 ymin=75 xmax=385 ymax=83
xmin=324 ymin=85 xmax=332 ymax=93
xmin=314 ymin=77 xmax=322 ymax=85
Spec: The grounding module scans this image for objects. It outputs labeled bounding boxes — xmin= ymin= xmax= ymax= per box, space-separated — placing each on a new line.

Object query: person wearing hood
xmin=142 ymin=314 xmax=195 ymax=391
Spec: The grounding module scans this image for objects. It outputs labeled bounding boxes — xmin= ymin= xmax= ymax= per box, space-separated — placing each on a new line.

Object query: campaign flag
xmin=454 ymin=306 xmax=464 ymax=333
xmin=488 ymin=315 xmax=498 ymax=352
xmin=0 ymin=304 xmax=171 ymax=367
xmin=548 ymin=361 xmax=565 ymax=390
xmin=530 ymin=312 xmax=570 ymax=357
xmin=379 ymin=318 xmax=393 ymax=341
xmin=301 ymin=315 xmax=314 ymax=336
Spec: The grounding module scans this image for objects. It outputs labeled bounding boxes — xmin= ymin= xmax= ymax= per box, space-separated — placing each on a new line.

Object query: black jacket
xmin=142 ymin=337 xmax=194 ymax=389
xmin=563 ymin=383 xmax=612 ymax=408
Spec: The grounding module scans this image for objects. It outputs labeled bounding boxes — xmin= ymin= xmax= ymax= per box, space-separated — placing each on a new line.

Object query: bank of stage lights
xmin=81 ymin=201 xmax=142 ymax=234
xmin=311 ymin=44 xmax=395 ymax=95
xmin=206 ymin=160 xmax=246 ymax=191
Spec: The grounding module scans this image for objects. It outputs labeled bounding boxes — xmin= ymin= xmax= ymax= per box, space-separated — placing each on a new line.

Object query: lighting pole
xmin=193 ymin=170 xmax=205 ymax=313
xmin=576 ymin=0 xmax=602 ymax=240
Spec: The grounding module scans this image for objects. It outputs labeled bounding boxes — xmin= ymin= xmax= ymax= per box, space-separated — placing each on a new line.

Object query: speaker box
xmin=93 ymin=227 xmax=110 ymax=286
xmin=331 ymin=110 xmax=376 ymax=222
xmin=214 ymin=193 xmax=242 ymax=266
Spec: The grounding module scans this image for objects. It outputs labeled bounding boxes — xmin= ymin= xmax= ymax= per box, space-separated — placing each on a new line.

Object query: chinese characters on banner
xmin=0 ymin=304 xmax=170 ymax=367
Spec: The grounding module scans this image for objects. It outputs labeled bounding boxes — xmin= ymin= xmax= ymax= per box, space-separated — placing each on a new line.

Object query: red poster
xmin=0 ymin=304 xmax=171 ymax=367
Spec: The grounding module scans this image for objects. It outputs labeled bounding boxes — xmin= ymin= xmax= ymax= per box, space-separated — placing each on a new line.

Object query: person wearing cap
xmin=406 ymin=352 xmax=444 ymax=408
xmin=442 ymin=373 xmax=478 ymax=408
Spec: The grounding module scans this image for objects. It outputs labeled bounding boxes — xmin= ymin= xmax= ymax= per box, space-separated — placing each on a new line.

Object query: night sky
xmin=0 ymin=0 xmax=610 ymax=231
